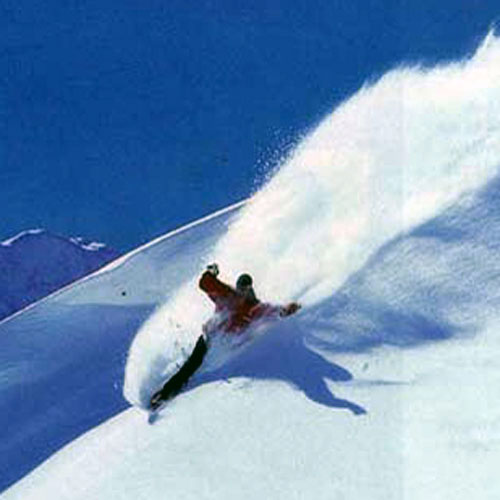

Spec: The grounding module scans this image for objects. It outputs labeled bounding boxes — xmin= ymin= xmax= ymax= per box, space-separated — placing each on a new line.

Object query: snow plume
xmin=124 ymin=33 xmax=500 ymax=407
xmin=215 ymin=33 xmax=500 ymax=306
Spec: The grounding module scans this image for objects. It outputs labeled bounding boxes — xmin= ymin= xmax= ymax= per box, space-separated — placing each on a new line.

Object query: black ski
xmin=148 ymin=335 xmax=208 ymax=420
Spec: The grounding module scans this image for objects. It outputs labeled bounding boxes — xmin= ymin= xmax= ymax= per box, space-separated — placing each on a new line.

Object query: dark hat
xmin=236 ymin=273 xmax=253 ymax=290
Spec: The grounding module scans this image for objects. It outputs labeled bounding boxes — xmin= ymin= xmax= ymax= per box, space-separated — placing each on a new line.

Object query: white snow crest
xmin=124 ymin=33 xmax=500 ymax=407
xmin=1 ymin=229 xmax=45 ymax=246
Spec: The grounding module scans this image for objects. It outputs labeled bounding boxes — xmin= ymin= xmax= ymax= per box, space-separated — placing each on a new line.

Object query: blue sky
xmin=3 ymin=0 xmax=499 ymax=251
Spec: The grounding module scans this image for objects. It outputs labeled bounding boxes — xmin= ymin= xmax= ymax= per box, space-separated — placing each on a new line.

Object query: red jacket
xmin=199 ymin=271 xmax=276 ymax=333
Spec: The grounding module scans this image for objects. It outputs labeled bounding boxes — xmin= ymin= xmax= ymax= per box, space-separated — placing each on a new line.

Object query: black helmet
xmin=236 ymin=273 xmax=253 ymax=290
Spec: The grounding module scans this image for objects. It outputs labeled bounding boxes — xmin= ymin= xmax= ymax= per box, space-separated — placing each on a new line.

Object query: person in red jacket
xmin=199 ymin=263 xmax=300 ymax=334
xmin=150 ymin=263 xmax=300 ymax=410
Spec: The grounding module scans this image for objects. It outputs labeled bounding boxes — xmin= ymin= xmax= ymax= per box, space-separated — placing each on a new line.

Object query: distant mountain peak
xmin=2 ymin=229 xmax=112 ymax=253
xmin=0 ymin=229 xmax=120 ymax=320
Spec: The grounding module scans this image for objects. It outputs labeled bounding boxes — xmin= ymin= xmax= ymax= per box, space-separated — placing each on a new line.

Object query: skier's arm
xmin=199 ymin=270 xmax=236 ymax=301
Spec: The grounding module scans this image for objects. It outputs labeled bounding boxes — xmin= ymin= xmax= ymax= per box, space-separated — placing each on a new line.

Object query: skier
xmin=149 ymin=263 xmax=300 ymax=410
xmin=199 ymin=263 xmax=300 ymax=334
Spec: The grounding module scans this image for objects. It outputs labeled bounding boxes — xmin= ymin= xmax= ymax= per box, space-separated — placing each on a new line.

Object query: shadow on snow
xmin=192 ymin=322 xmax=367 ymax=416
xmin=188 ymin=173 xmax=500 ymax=417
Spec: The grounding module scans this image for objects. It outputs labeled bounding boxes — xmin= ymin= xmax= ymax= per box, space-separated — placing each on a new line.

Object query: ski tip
xmin=147 ymin=397 xmax=169 ymax=423
xmin=148 ymin=412 xmax=159 ymax=425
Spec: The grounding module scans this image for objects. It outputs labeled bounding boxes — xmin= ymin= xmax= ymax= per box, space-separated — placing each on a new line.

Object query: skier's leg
xmin=156 ymin=335 xmax=208 ymax=401
xmin=174 ymin=335 xmax=208 ymax=383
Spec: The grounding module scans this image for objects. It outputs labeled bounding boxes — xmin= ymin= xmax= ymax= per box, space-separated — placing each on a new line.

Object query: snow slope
xmin=0 ymin=229 xmax=119 ymax=320
xmin=0 ymin=203 xmax=243 ymax=492
xmin=4 ymin=34 xmax=500 ymax=499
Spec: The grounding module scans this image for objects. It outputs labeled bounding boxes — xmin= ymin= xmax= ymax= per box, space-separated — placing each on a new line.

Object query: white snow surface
xmin=3 ymin=34 xmax=500 ymax=499
xmin=0 ymin=202 xmax=242 ymax=492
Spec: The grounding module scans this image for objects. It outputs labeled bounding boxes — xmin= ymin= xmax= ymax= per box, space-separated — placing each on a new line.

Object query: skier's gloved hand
xmin=280 ymin=302 xmax=301 ymax=317
xmin=206 ymin=263 xmax=219 ymax=277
